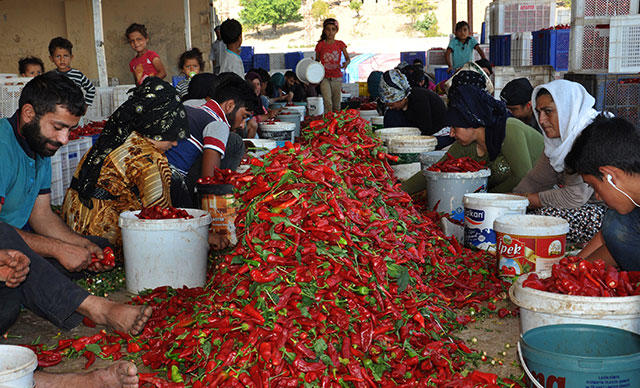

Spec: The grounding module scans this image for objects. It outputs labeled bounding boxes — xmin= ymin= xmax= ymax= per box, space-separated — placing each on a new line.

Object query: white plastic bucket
xmin=281 ymin=106 xmax=305 ymax=122
xmin=423 ymin=169 xmax=491 ymax=221
xmin=0 ymin=345 xmax=37 ymax=388
xmin=494 ymin=215 xmax=569 ymax=278
xmin=119 ymin=209 xmax=211 ymax=293
xmin=295 ymin=58 xmax=325 ymax=84
xmin=244 ymin=138 xmax=278 ymax=158
xmin=307 ymin=97 xmax=324 ymax=116
xmin=267 ymin=119 xmax=297 ymax=144
xmin=419 ymin=150 xmax=446 ymax=170
xmin=463 ymin=193 xmax=529 ymax=252
xmin=358 ymin=110 xmax=378 ymax=122
xmin=371 ymin=116 xmax=384 ymax=130
xmin=510 ymin=273 xmax=640 ymax=334
xmin=388 ymin=136 xmax=437 ymax=182
xmin=373 ymin=127 xmax=421 ymax=146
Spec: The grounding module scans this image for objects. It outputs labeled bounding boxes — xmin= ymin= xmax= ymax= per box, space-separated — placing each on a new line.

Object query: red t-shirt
xmin=315 ymin=40 xmax=347 ymax=78
xmin=129 ymin=50 xmax=160 ymax=83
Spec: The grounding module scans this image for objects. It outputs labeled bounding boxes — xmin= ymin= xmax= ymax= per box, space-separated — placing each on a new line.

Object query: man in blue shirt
xmin=0 ymin=73 xmax=151 ymax=340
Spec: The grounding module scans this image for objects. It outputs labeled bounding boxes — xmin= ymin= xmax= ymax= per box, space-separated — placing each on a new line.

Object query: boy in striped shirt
xmin=48 ymin=37 xmax=96 ymax=106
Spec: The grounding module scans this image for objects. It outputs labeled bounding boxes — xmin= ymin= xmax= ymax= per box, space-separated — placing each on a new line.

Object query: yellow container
xmin=357 ymin=82 xmax=369 ymax=97
xmin=196 ymin=184 xmax=238 ymax=246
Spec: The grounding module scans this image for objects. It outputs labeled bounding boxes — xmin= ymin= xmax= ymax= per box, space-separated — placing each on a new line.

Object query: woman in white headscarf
xmin=513 ymin=79 xmax=607 ymax=243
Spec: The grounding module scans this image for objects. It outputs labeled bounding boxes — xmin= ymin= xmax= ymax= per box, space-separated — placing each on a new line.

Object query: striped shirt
xmin=56 ymin=68 xmax=96 ymax=106
xmin=175 ymin=78 xmax=190 ymax=98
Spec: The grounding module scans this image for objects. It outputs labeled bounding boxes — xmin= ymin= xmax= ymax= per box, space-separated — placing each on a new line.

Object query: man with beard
xmin=167 ymin=72 xmax=259 ymax=209
xmin=0 ymin=73 xmax=151 ymax=378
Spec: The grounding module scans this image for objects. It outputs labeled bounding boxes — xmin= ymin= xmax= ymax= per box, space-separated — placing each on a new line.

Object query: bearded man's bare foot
xmin=78 ymin=296 xmax=153 ymax=335
xmin=34 ymin=360 xmax=139 ymax=388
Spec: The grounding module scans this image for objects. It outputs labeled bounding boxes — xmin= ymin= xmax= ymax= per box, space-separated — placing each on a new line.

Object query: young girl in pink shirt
xmin=126 ymin=23 xmax=167 ymax=85
xmin=315 ymin=18 xmax=350 ymax=112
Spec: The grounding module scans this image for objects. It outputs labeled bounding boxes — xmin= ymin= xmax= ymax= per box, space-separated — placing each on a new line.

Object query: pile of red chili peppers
xmin=68 ymin=120 xmax=106 ymax=140
xmin=523 ymin=256 xmax=640 ymax=297
xmin=427 ymin=155 xmax=487 ymax=173
xmin=136 ymin=206 xmax=194 ymax=220
xmin=30 ymin=110 xmax=517 ymax=387
xmin=196 ymin=169 xmax=237 ymax=185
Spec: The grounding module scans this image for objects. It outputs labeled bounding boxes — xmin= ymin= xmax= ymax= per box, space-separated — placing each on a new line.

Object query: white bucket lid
xmin=359 ymin=109 xmax=377 ymax=116
xmin=423 ymin=168 xmax=491 ymax=179
xmin=295 ymin=58 xmax=325 ymax=84
xmin=494 ymin=214 xmax=569 ymax=236
xmin=244 ymin=138 xmax=278 ymax=150
xmin=306 ymin=96 xmax=323 ymax=104
xmin=463 ymin=193 xmax=529 ymax=210
xmin=0 ymin=345 xmax=37 ymax=383
xmin=260 ymin=121 xmax=296 ymax=131
xmin=282 ymin=105 xmax=305 ymax=113
xmin=119 ymin=209 xmax=212 ymax=230
xmin=374 ymin=127 xmax=421 ymax=137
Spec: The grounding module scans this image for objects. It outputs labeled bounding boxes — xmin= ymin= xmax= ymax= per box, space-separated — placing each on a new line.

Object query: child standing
xmin=315 ymin=18 xmax=350 ymax=112
xmin=219 ymin=19 xmax=245 ymax=77
xmin=175 ymin=48 xmax=205 ymax=98
xmin=445 ymin=21 xmax=487 ymax=72
xmin=126 ymin=23 xmax=167 ymax=84
xmin=48 ymin=37 xmax=95 ymax=106
xmin=18 ymin=56 xmax=44 ymax=77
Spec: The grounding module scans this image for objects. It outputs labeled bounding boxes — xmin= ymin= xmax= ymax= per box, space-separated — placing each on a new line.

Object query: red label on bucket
xmin=496 ymin=233 xmax=566 ymax=277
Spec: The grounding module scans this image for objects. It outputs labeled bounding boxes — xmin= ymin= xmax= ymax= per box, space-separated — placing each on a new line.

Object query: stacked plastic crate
xmin=50 ymin=137 xmax=93 ymax=206
xmin=240 ymin=46 xmax=254 ymax=72
xmin=569 ymin=0 xmax=639 ymax=72
xmin=532 ymin=28 xmax=571 ymax=71
xmin=510 ymin=32 xmax=533 ymax=66
xmin=489 ymin=0 xmax=556 ymax=35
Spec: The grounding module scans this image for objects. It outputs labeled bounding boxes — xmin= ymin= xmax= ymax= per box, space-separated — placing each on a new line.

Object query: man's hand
xmin=82 ymin=240 xmax=114 ymax=272
xmin=55 ymin=242 xmax=94 ymax=272
xmin=0 ymin=250 xmax=30 ymax=288
xmin=286 ymin=92 xmax=294 ymax=103
xmin=209 ymin=231 xmax=230 ymax=251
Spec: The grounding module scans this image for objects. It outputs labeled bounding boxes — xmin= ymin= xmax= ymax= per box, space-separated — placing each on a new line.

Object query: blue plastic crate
xmin=480 ymin=22 xmax=486 ymax=44
xmin=400 ymin=51 xmax=426 ymax=66
xmin=171 ymin=75 xmax=186 ymax=87
xmin=434 ymin=68 xmax=453 ymax=84
xmin=240 ymin=46 xmax=254 ymax=62
xmin=252 ymin=54 xmax=270 ymax=71
xmin=242 ymin=59 xmax=253 ymax=73
xmin=284 ymin=52 xmax=304 ymax=70
xmin=532 ymin=29 xmax=570 ymax=71
xmin=489 ymin=35 xmax=511 ymax=66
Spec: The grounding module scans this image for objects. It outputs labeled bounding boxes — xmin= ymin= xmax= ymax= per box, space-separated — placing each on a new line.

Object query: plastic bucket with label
xmin=422 ymin=169 xmax=491 ymax=221
xmin=510 ymin=273 xmax=640 ymax=335
xmin=463 ymin=193 xmax=529 ymax=252
xmin=295 ymin=58 xmax=325 ymax=84
xmin=388 ymin=136 xmax=437 ymax=181
xmin=358 ymin=109 xmax=378 ymax=123
xmin=494 ymin=215 xmax=569 ymax=278
xmin=196 ymin=183 xmax=238 ymax=249
xmin=518 ymin=324 xmax=640 ymax=388
xmin=419 ymin=150 xmax=446 ymax=170
xmin=262 ymin=120 xmax=296 ymax=146
xmin=119 ymin=209 xmax=211 ymax=293
xmin=0 ymin=345 xmax=37 ymax=388
xmin=306 ymin=97 xmax=324 ymax=116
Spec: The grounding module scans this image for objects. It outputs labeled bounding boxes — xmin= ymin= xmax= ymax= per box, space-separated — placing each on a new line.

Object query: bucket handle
xmin=517 ymin=341 xmax=545 ymax=388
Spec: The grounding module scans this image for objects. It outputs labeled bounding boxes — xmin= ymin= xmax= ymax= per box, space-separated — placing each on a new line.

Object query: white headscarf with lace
xmin=532 ymin=79 xmax=599 ymax=172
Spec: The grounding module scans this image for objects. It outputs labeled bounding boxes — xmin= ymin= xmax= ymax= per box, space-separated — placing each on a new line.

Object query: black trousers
xmin=0 ymin=222 xmax=109 ymax=334
xmin=171 ymin=132 xmax=244 ymax=208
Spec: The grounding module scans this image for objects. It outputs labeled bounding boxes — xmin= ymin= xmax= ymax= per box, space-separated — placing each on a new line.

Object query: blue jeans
xmin=601 ymin=208 xmax=640 ymax=271
xmin=0 ymin=222 xmax=109 ymax=334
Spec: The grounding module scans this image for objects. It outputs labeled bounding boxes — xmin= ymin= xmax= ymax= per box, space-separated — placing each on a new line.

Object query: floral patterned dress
xmin=62 ymin=132 xmax=172 ymax=247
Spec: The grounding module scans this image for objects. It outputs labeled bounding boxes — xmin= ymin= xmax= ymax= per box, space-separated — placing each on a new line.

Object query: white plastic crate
xmin=473 ymin=44 xmax=491 ymax=61
xmin=0 ymin=84 xmax=23 ymax=118
xmin=569 ymin=18 xmax=611 ymax=72
xmin=490 ymin=0 xmax=556 ymax=35
xmin=50 ymin=153 xmax=65 ymax=206
xmin=111 ymin=85 xmax=135 ymax=111
xmin=427 ymin=48 xmax=447 ymax=66
xmin=60 ymin=137 xmax=93 ymax=192
xmin=608 ymin=15 xmax=640 ymax=73
xmin=493 ymin=65 xmax=562 ymax=98
xmin=572 ymin=0 xmax=639 ymax=19
xmin=511 ymin=32 xmax=533 ymax=66
xmin=269 ymin=53 xmax=286 ymax=70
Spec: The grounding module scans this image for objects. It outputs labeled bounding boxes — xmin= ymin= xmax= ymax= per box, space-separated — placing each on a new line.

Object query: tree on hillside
xmin=311 ymin=0 xmax=331 ymax=24
xmin=414 ymin=12 xmax=439 ymax=37
xmin=240 ymin=0 xmax=303 ymax=33
xmin=393 ymin=0 xmax=437 ymax=24
xmin=349 ymin=0 xmax=362 ymax=17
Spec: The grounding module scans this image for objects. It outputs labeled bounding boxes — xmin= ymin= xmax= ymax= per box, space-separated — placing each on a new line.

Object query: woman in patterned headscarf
xmin=62 ymin=77 xmax=189 ymax=247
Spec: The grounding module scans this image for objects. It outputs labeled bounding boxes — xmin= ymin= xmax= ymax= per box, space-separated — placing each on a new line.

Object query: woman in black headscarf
xmin=62 ymin=77 xmax=189 ymax=247
xmin=402 ymin=84 xmax=544 ymax=194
